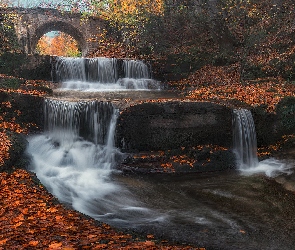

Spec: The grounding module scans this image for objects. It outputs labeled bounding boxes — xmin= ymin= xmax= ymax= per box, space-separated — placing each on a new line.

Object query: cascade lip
xmin=51 ymin=88 xmax=181 ymax=103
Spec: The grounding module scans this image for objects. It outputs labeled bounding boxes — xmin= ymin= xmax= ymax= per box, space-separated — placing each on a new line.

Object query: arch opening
xmin=31 ymin=21 xmax=87 ymax=56
xmin=36 ymin=31 xmax=82 ymax=57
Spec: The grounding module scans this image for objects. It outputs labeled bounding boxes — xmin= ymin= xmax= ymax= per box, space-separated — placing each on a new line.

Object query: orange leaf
xmin=55 ymin=215 xmax=63 ymax=221
xmin=21 ymin=208 xmax=29 ymax=215
xmin=48 ymin=242 xmax=63 ymax=249
xmin=14 ymin=221 xmax=23 ymax=228
xmin=144 ymin=240 xmax=155 ymax=246
xmin=47 ymin=207 xmax=58 ymax=213
xmin=29 ymin=240 xmax=39 ymax=246
xmin=0 ymin=239 xmax=7 ymax=245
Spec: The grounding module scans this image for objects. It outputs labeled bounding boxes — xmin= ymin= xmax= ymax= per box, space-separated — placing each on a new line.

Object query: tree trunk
xmin=206 ymin=0 xmax=236 ymax=51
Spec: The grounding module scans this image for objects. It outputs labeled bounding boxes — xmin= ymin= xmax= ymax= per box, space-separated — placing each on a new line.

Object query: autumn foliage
xmin=0 ymin=132 xmax=10 ymax=166
xmin=0 ymin=73 xmax=202 ymax=249
xmin=89 ymin=0 xmax=164 ymax=25
xmin=0 ymin=169 xmax=201 ymax=249
xmin=175 ymin=64 xmax=295 ymax=113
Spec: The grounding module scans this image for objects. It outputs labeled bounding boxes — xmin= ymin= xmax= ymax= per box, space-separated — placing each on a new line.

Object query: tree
xmin=0 ymin=9 xmax=20 ymax=55
xmin=65 ymin=0 xmax=164 ymax=49
xmin=218 ymin=0 xmax=295 ymax=81
xmin=0 ymin=0 xmax=14 ymax=8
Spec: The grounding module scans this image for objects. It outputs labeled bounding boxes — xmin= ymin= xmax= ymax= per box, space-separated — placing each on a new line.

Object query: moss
xmin=0 ymin=53 xmax=26 ymax=75
xmin=0 ymin=77 xmax=23 ymax=89
xmin=276 ymin=96 xmax=295 ymax=134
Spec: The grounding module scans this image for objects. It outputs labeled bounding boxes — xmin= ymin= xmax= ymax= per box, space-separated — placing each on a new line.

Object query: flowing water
xmin=233 ymin=109 xmax=293 ymax=177
xmin=27 ymin=100 xmax=125 ymax=209
xmin=53 ymin=57 xmax=161 ymax=91
xmin=233 ymin=109 xmax=258 ymax=169
xmin=26 ymin=102 xmax=295 ymax=249
xmin=26 ymin=58 xmax=295 ymax=249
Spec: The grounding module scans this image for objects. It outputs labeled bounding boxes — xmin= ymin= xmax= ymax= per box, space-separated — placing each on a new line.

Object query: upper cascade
xmin=123 ymin=59 xmax=151 ymax=79
xmin=53 ymin=57 xmax=161 ymax=91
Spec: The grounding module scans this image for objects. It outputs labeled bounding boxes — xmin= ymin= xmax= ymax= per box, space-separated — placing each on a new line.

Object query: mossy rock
xmin=276 ymin=96 xmax=295 ymax=134
xmin=251 ymin=105 xmax=279 ymax=146
xmin=0 ymin=77 xmax=23 ymax=89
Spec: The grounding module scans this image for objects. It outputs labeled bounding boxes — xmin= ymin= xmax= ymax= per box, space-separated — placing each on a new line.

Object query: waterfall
xmin=53 ymin=57 xmax=161 ymax=90
xmin=87 ymin=58 xmax=118 ymax=83
xmin=44 ymin=99 xmax=118 ymax=146
xmin=26 ymin=99 xmax=152 ymax=222
xmin=232 ymin=109 xmax=258 ymax=170
xmin=55 ymin=57 xmax=87 ymax=82
xmin=55 ymin=57 xmax=118 ymax=83
xmin=27 ymin=99 xmax=122 ymax=202
xmin=232 ymin=109 xmax=293 ymax=177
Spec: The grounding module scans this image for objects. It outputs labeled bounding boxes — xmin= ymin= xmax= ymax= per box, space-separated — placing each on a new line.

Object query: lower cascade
xmin=43 ymin=99 xmax=117 ymax=145
xmin=233 ymin=108 xmax=293 ymax=177
xmin=27 ymin=99 xmax=152 ymax=223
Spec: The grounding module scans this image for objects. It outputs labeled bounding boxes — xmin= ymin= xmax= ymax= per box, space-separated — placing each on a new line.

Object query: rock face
xmin=1 ymin=93 xmax=44 ymax=171
xmin=0 ymin=53 xmax=52 ymax=80
xmin=116 ymin=101 xmax=233 ymax=151
xmin=11 ymin=93 xmax=44 ymax=132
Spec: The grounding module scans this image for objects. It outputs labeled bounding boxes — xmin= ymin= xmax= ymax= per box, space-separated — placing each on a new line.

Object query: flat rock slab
xmin=116 ymin=101 xmax=233 ymax=151
xmin=52 ymin=89 xmax=181 ymax=109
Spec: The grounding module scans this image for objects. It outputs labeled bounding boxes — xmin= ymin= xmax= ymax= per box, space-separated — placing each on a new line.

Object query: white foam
xmin=60 ymin=79 xmax=161 ymax=91
xmin=239 ymin=158 xmax=294 ymax=177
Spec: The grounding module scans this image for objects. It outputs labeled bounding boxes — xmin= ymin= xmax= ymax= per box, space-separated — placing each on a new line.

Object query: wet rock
xmin=252 ymin=105 xmax=280 ymax=146
xmin=0 ymin=53 xmax=52 ymax=80
xmin=195 ymin=147 xmax=211 ymax=161
xmin=119 ymin=147 xmax=236 ymax=174
xmin=0 ymin=90 xmax=9 ymax=101
xmin=276 ymin=96 xmax=295 ymax=135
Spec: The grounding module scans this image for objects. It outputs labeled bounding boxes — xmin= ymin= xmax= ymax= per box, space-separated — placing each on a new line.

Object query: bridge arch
xmin=31 ymin=21 xmax=87 ymax=56
xmin=8 ymin=7 xmax=116 ymax=57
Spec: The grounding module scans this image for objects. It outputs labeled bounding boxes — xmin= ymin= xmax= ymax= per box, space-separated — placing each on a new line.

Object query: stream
xmin=26 ymin=57 xmax=295 ymax=250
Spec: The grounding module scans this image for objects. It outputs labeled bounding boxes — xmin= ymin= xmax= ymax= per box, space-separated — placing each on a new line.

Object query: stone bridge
xmin=3 ymin=7 xmax=114 ymax=56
